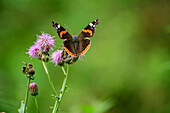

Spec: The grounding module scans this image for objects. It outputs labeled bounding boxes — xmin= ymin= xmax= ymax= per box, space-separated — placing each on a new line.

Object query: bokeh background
xmin=0 ymin=0 xmax=170 ymax=113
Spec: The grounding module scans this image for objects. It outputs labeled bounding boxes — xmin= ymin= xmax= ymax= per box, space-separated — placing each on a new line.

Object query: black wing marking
xmin=52 ymin=21 xmax=72 ymax=39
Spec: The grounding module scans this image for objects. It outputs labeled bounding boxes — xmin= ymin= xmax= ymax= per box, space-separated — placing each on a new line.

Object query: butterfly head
xmin=73 ymin=33 xmax=77 ymax=37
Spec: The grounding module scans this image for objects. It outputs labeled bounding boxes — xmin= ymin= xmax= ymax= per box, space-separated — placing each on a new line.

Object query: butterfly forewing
xmin=52 ymin=21 xmax=72 ymax=39
xmin=78 ymin=19 xmax=99 ymax=38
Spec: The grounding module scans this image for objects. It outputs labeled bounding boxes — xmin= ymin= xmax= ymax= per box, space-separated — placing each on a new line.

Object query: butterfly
xmin=52 ymin=19 xmax=99 ymax=57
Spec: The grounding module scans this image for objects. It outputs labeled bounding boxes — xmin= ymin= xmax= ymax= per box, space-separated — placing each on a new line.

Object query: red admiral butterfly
xmin=52 ymin=19 xmax=99 ymax=57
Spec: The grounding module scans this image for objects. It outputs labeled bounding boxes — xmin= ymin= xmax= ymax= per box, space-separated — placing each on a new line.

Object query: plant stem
xmin=34 ymin=96 xmax=40 ymax=113
xmin=52 ymin=99 xmax=58 ymax=113
xmin=24 ymin=77 xmax=31 ymax=113
xmin=52 ymin=64 xmax=70 ymax=113
xmin=42 ymin=61 xmax=58 ymax=97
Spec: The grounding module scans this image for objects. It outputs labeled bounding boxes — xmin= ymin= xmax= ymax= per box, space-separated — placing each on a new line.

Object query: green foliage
xmin=81 ymin=99 xmax=114 ymax=113
xmin=0 ymin=0 xmax=170 ymax=113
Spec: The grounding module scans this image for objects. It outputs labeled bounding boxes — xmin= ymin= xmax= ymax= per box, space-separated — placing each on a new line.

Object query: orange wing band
xmin=79 ymin=43 xmax=91 ymax=56
xmin=60 ymin=30 xmax=68 ymax=38
xmin=82 ymin=29 xmax=93 ymax=36
xmin=64 ymin=47 xmax=76 ymax=57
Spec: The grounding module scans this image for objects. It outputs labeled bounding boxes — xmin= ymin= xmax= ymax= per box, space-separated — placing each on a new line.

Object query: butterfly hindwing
xmin=63 ymin=39 xmax=77 ymax=57
xmin=78 ymin=38 xmax=91 ymax=56
xmin=52 ymin=21 xmax=72 ymax=39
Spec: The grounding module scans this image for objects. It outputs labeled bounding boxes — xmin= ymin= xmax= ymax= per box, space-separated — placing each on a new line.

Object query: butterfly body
xmin=52 ymin=19 xmax=99 ymax=57
xmin=72 ymin=34 xmax=78 ymax=42
xmin=72 ymin=34 xmax=79 ymax=54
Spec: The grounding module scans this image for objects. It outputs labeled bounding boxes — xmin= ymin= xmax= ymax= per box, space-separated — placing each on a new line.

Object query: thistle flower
xmin=26 ymin=32 xmax=56 ymax=61
xmin=26 ymin=45 xmax=39 ymax=58
xmin=29 ymin=82 xmax=38 ymax=96
xmin=35 ymin=32 xmax=55 ymax=52
xmin=51 ymin=50 xmax=63 ymax=65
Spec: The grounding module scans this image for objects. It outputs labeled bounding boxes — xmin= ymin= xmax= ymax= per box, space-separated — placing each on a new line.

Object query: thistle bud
xmin=22 ymin=65 xmax=26 ymax=74
xmin=28 ymin=68 xmax=35 ymax=76
xmin=27 ymin=63 xmax=35 ymax=76
xmin=28 ymin=63 xmax=33 ymax=69
xmin=41 ymin=54 xmax=49 ymax=62
xmin=29 ymin=82 xmax=38 ymax=96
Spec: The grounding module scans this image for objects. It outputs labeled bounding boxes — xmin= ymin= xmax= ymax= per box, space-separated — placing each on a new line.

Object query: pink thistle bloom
xmin=51 ymin=50 xmax=63 ymax=65
xmin=35 ymin=32 xmax=55 ymax=52
xmin=26 ymin=45 xmax=39 ymax=58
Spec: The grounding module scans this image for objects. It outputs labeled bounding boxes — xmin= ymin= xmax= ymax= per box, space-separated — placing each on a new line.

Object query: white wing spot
xmin=93 ymin=25 xmax=96 ymax=27
xmin=56 ymin=27 xmax=58 ymax=29
xmin=89 ymin=23 xmax=93 ymax=27
xmin=58 ymin=25 xmax=60 ymax=28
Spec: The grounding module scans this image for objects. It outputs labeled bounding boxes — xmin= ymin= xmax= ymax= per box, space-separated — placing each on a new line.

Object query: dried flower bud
xmin=22 ymin=62 xmax=35 ymax=77
xmin=28 ymin=63 xmax=33 ymax=69
xmin=22 ymin=65 xmax=26 ymax=74
xmin=29 ymin=82 xmax=38 ymax=96
xmin=28 ymin=68 xmax=35 ymax=76
xmin=27 ymin=63 xmax=35 ymax=76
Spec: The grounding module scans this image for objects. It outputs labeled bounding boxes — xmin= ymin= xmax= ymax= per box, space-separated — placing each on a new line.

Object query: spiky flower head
xmin=29 ymin=82 xmax=38 ymax=96
xmin=26 ymin=45 xmax=39 ymax=58
xmin=51 ymin=50 xmax=63 ymax=66
xmin=35 ymin=32 xmax=55 ymax=53
xmin=26 ymin=32 xmax=56 ymax=61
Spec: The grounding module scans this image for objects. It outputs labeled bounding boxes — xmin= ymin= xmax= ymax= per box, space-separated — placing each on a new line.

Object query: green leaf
xmin=18 ymin=100 xmax=25 ymax=113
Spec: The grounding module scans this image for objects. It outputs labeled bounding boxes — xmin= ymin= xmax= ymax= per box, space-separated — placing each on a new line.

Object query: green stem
xmin=42 ymin=61 xmax=58 ymax=97
xmin=34 ymin=96 xmax=40 ymax=113
xmin=52 ymin=64 xmax=70 ymax=113
xmin=52 ymin=100 xmax=58 ymax=113
xmin=24 ymin=77 xmax=31 ymax=113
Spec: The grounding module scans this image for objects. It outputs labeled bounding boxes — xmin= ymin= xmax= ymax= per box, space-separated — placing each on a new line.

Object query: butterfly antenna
xmin=64 ymin=24 xmax=74 ymax=34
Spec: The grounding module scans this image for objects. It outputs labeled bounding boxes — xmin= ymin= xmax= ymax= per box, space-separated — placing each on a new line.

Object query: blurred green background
xmin=0 ymin=0 xmax=170 ymax=113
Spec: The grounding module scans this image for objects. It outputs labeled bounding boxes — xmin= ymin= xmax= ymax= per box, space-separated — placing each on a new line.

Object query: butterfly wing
xmin=78 ymin=19 xmax=99 ymax=56
xmin=52 ymin=21 xmax=72 ymax=39
xmin=78 ymin=38 xmax=91 ymax=56
xmin=63 ymin=39 xmax=77 ymax=57
xmin=52 ymin=21 xmax=77 ymax=56
xmin=78 ymin=19 xmax=99 ymax=38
